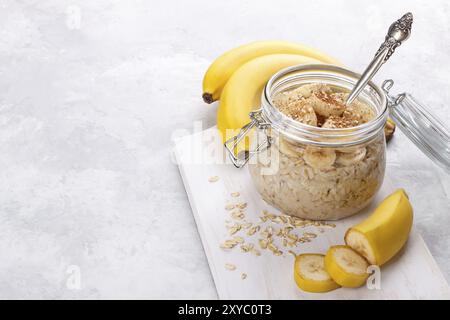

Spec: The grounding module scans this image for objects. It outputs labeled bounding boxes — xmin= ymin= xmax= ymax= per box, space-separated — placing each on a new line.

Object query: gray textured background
xmin=0 ymin=0 xmax=449 ymax=299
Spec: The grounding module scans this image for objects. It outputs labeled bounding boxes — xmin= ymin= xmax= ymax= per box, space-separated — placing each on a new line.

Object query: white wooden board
xmin=174 ymin=127 xmax=450 ymax=300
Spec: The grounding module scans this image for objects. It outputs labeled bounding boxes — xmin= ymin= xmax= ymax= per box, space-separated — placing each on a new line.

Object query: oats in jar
xmin=248 ymin=81 xmax=386 ymax=221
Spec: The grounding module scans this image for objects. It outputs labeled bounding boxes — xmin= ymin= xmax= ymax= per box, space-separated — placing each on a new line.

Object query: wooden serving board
xmin=174 ymin=127 xmax=450 ymax=299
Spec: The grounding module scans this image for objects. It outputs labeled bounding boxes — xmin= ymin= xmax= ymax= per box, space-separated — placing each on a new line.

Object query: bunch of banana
xmin=202 ymin=41 xmax=396 ymax=144
xmin=201 ymin=41 xmax=341 ymax=143
xmin=202 ymin=41 xmax=340 ymax=104
xmin=294 ymin=189 xmax=413 ymax=293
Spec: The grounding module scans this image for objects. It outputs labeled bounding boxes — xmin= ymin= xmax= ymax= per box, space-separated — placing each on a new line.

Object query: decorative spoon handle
xmin=346 ymin=12 xmax=413 ymax=105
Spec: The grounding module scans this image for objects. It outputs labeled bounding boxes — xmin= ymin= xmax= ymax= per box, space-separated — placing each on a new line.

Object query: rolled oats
xmin=247 ymin=225 xmax=260 ymax=236
xmin=237 ymin=202 xmax=248 ymax=210
xmin=208 ymin=176 xmax=219 ymax=183
xmin=240 ymin=243 xmax=254 ymax=252
xmin=249 ymin=83 xmax=384 ymax=220
xmin=225 ymin=263 xmax=236 ymax=271
xmin=225 ymin=204 xmax=235 ymax=211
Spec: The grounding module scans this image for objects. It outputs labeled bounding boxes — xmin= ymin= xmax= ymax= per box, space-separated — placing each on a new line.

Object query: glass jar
xmin=227 ymin=64 xmax=389 ymax=220
xmin=225 ymin=64 xmax=450 ymax=220
xmin=252 ymin=65 xmax=388 ymax=220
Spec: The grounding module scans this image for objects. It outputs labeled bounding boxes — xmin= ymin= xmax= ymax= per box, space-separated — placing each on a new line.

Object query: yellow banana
xmin=217 ymin=54 xmax=322 ymax=143
xmin=345 ymin=189 xmax=413 ymax=266
xmin=325 ymin=245 xmax=369 ymax=288
xmin=294 ymin=254 xmax=340 ymax=293
xmin=202 ymin=40 xmax=341 ymax=103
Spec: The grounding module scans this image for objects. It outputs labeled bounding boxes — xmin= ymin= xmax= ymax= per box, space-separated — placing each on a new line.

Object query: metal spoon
xmin=346 ymin=12 xmax=413 ymax=105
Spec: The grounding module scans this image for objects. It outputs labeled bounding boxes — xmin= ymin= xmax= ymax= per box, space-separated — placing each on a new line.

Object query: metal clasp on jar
xmin=382 ymin=79 xmax=406 ymax=107
xmin=224 ymin=109 xmax=271 ymax=168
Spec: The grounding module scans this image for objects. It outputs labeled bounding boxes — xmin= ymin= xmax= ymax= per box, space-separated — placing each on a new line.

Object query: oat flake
xmin=208 ymin=176 xmax=219 ymax=183
xmin=225 ymin=263 xmax=236 ymax=271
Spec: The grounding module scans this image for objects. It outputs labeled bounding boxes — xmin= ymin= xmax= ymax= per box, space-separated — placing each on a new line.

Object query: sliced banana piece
xmin=325 ymin=245 xmax=369 ymax=288
xmin=279 ymin=138 xmax=305 ymax=158
xmin=297 ymin=104 xmax=318 ymax=126
xmin=343 ymin=100 xmax=375 ymax=124
xmin=294 ymin=254 xmax=340 ymax=293
xmin=336 ymin=147 xmax=366 ymax=166
xmin=303 ymin=146 xmax=336 ymax=169
xmin=308 ymin=86 xmax=346 ymax=117
xmin=344 ymin=230 xmax=377 ymax=265
xmin=293 ymin=84 xmax=314 ymax=98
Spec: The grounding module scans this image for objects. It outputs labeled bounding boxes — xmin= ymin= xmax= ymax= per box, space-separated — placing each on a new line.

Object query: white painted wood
xmin=174 ymin=127 xmax=450 ymax=300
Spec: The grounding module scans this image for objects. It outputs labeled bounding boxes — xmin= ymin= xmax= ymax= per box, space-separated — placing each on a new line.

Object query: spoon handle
xmin=346 ymin=13 xmax=413 ymax=105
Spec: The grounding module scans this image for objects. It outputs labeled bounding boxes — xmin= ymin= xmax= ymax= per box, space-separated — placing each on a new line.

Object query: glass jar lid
xmin=382 ymin=79 xmax=450 ymax=172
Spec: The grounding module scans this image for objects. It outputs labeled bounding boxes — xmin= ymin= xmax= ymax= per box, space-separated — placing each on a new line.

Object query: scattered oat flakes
xmin=251 ymin=248 xmax=261 ymax=256
xmin=231 ymin=210 xmax=245 ymax=220
xmin=220 ymin=239 xmax=240 ymax=250
xmin=233 ymin=236 xmax=244 ymax=244
xmin=240 ymin=243 xmax=254 ymax=252
xmin=236 ymin=202 xmax=247 ymax=209
xmin=287 ymin=233 xmax=298 ymax=242
xmin=303 ymin=232 xmax=317 ymax=239
xmin=231 ymin=192 xmax=240 ymax=197
xmin=247 ymin=225 xmax=260 ymax=236
xmin=287 ymin=240 xmax=296 ymax=247
xmin=225 ymin=263 xmax=236 ymax=271
xmin=259 ymin=239 xmax=268 ymax=249
xmin=241 ymin=273 xmax=247 ymax=280
xmin=242 ymin=222 xmax=253 ymax=229
xmin=208 ymin=176 xmax=219 ymax=183
xmin=267 ymin=243 xmax=278 ymax=253
xmin=288 ymin=250 xmax=297 ymax=257
xmin=228 ymin=225 xmax=241 ymax=235
xmin=225 ymin=204 xmax=235 ymax=211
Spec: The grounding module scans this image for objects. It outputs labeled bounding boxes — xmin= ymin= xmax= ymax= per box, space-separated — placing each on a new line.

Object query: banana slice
xmin=303 ymin=146 xmax=336 ymax=169
xmin=293 ymin=84 xmax=314 ymax=99
xmin=308 ymin=86 xmax=346 ymax=117
xmin=342 ymin=100 xmax=375 ymax=124
xmin=324 ymin=245 xmax=369 ymax=288
xmin=335 ymin=147 xmax=366 ymax=166
xmin=279 ymin=138 xmax=305 ymax=158
xmin=294 ymin=254 xmax=340 ymax=293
